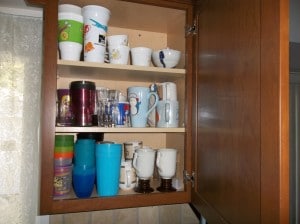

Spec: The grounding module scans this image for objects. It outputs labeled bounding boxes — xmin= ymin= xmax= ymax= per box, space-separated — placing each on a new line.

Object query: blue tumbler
xmin=72 ymin=165 xmax=95 ymax=198
xmin=95 ymin=143 xmax=122 ymax=197
xmin=74 ymin=139 xmax=96 ymax=166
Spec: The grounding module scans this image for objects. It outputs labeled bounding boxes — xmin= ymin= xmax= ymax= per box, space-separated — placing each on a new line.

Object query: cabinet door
xmin=191 ymin=0 xmax=289 ymax=223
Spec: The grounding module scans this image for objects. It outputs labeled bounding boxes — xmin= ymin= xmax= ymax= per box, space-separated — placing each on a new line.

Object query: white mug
xmin=123 ymin=141 xmax=143 ymax=161
xmin=132 ymin=147 xmax=156 ymax=180
xmin=159 ymin=82 xmax=177 ymax=101
xmin=119 ymin=161 xmax=136 ymax=190
xmin=130 ymin=47 xmax=152 ymax=66
xmin=156 ymin=148 xmax=177 ymax=179
xmin=107 ymin=35 xmax=128 ymax=46
xmin=108 ymin=45 xmax=130 ymax=65
xmin=127 ymin=86 xmax=159 ymax=127
xmin=156 ymin=100 xmax=179 ymax=128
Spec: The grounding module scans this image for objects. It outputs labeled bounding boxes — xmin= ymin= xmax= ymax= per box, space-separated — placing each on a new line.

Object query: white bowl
xmin=152 ymin=48 xmax=181 ymax=68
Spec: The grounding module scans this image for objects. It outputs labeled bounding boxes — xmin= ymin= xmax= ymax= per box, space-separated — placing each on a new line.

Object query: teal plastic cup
xmin=74 ymin=139 xmax=96 ymax=167
xmin=95 ymin=143 xmax=122 ymax=197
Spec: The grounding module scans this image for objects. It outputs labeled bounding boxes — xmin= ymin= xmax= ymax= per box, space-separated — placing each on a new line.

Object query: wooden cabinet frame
xmin=26 ymin=0 xmax=289 ymax=223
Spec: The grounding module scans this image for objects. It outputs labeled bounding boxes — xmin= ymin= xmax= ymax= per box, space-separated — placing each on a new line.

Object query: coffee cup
xmin=156 ymin=100 xmax=179 ymax=128
xmin=107 ymin=34 xmax=128 ymax=46
xmin=158 ymin=82 xmax=177 ymax=101
xmin=123 ymin=141 xmax=143 ymax=161
xmin=132 ymin=147 xmax=156 ymax=180
xmin=156 ymin=148 xmax=177 ymax=179
xmin=108 ymin=45 xmax=130 ymax=65
xmin=119 ymin=161 xmax=136 ymax=190
xmin=127 ymin=86 xmax=159 ymax=127
xmin=130 ymin=47 xmax=152 ymax=66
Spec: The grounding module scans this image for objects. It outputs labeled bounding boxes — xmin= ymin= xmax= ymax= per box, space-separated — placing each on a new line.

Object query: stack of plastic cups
xmin=73 ymin=138 xmax=96 ymax=198
xmin=53 ymin=135 xmax=74 ymax=197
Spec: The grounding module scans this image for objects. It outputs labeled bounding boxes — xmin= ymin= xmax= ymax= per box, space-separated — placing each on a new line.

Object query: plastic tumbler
xmin=74 ymin=139 xmax=96 ymax=166
xmin=95 ymin=143 xmax=122 ymax=197
xmin=54 ymin=135 xmax=74 ymax=166
xmin=73 ymin=165 xmax=96 ymax=198
xmin=53 ymin=165 xmax=73 ymax=196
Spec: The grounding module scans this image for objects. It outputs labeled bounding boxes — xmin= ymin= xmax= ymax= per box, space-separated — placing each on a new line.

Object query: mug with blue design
xmin=127 ymin=86 xmax=159 ymax=128
xmin=82 ymin=5 xmax=111 ymax=62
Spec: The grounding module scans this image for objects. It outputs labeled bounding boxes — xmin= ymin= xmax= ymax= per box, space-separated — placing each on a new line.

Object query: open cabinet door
xmin=191 ymin=0 xmax=289 ymax=223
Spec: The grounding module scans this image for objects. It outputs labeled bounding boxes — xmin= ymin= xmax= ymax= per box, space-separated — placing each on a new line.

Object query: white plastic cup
xmin=130 ymin=47 xmax=152 ymax=66
xmin=82 ymin=5 xmax=111 ymax=62
xmin=58 ymin=12 xmax=83 ymax=61
xmin=107 ymin=35 xmax=128 ymax=46
xmin=59 ymin=4 xmax=82 ymax=15
xmin=108 ymin=45 xmax=130 ymax=65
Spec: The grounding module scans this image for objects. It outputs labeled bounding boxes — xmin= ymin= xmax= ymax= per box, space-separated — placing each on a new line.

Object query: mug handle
xmin=132 ymin=152 xmax=138 ymax=171
xmin=156 ymin=151 xmax=162 ymax=172
xmin=125 ymin=169 xmax=131 ymax=188
xmin=146 ymin=92 xmax=159 ymax=116
xmin=165 ymin=102 xmax=170 ymax=122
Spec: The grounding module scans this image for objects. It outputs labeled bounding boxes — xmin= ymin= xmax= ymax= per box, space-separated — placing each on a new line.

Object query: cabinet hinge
xmin=183 ymin=170 xmax=195 ymax=187
xmin=185 ymin=20 xmax=197 ymax=37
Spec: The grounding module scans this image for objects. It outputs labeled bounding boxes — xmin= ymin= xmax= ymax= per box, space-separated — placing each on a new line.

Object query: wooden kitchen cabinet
xmin=26 ymin=0 xmax=289 ymax=223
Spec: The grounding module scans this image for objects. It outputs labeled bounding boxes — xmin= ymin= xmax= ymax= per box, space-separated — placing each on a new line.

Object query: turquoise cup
xmin=95 ymin=143 xmax=122 ymax=197
xmin=74 ymin=139 xmax=96 ymax=167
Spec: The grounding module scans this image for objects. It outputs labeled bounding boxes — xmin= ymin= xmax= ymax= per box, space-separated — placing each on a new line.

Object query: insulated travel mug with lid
xmin=70 ymin=81 xmax=96 ymax=126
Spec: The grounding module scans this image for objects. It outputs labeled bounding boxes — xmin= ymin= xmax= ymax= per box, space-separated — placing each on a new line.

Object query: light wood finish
xmin=26 ymin=0 xmax=194 ymax=215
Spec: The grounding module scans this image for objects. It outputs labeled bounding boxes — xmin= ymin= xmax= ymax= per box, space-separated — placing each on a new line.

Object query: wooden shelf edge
xmin=42 ymin=191 xmax=190 ymax=215
xmin=55 ymin=126 xmax=185 ymax=133
xmin=58 ymin=60 xmax=186 ymax=74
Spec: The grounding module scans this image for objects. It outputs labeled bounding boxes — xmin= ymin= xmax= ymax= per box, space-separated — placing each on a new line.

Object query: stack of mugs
xmin=119 ymin=141 xmax=143 ymax=191
xmin=107 ymin=35 xmax=130 ymax=65
xmin=53 ymin=135 xmax=74 ymax=196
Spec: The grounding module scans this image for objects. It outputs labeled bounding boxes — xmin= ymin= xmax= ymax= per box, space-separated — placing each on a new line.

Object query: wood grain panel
xmin=193 ymin=0 xmax=261 ymax=223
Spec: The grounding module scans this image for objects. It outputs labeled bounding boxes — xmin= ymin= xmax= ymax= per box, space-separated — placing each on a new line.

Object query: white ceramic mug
xmin=108 ymin=45 xmax=130 ymax=65
xmin=107 ymin=35 xmax=128 ymax=46
xmin=159 ymin=82 xmax=177 ymax=101
xmin=127 ymin=86 xmax=159 ymax=127
xmin=130 ymin=47 xmax=152 ymax=66
xmin=119 ymin=161 xmax=136 ymax=190
xmin=156 ymin=148 xmax=177 ymax=179
xmin=156 ymin=100 xmax=179 ymax=128
xmin=123 ymin=141 xmax=143 ymax=161
xmin=132 ymin=147 xmax=156 ymax=180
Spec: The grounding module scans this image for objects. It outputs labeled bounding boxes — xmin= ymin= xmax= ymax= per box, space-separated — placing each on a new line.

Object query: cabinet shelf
xmin=55 ymin=126 xmax=185 ymax=133
xmin=57 ymin=60 xmax=186 ymax=82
